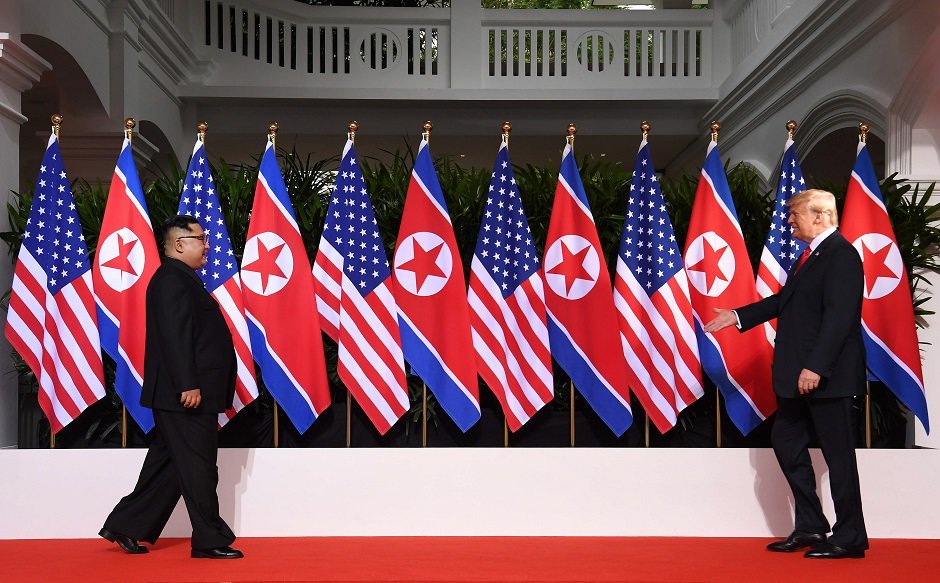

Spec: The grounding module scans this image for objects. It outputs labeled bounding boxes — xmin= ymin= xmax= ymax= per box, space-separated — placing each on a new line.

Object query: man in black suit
xmin=705 ymin=189 xmax=868 ymax=559
xmin=99 ymin=215 xmax=243 ymax=559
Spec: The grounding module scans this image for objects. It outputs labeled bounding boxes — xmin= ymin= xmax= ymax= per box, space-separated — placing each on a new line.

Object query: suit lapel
xmin=779 ymin=232 xmax=841 ymax=307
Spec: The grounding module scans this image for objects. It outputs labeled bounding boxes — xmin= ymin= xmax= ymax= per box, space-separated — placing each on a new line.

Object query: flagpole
xmin=120 ymin=117 xmax=138 ymax=449
xmin=715 ymin=388 xmax=722 ymax=448
xmin=566 ymin=122 xmax=578 ymax=448
xmin=48 ymin=114 xmax=66 ymax=450
xmin=569 ymin=381 xmax=575 ymax=447
xmin=345 ymin=121 xmax=359 ymax=449
xmin=267 ymin=121 xmax=281 ymax=449
xmin=865 ymin=381 xmax=872 ymax=449
xmin=857 ymin=122 xmax=874 ymax=449
xmin=640 ymin=121 xmax=652 ymax=449
xmin=346 ymin=391 xmax=352 ymax=448
xmin=708 ymin=120 xmax=725 ymax=449
xmin=502 ymin=120 xmax=512 ymax=449
xmin=420 ymin=120 xmax=431 ymax=450
xmin=272 ymin=403 xmax=279 ymax=448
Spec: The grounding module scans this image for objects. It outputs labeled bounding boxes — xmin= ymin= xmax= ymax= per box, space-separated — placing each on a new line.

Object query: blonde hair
xmin=787 ymin=189 xmax=839 ymax=227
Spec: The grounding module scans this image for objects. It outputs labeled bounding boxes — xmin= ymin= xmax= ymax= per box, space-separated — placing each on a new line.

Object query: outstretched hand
xmin=703 ymin=308 xmax=737 ymax=333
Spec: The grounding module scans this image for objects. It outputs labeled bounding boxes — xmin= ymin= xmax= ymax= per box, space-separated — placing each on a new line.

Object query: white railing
xmin=482 ymin=10 xmax=711 ymax=88
xmin=188 ymin=0 xmax=717 ymax=95
xmin=198 ymin=1 xmax=448 ymax=88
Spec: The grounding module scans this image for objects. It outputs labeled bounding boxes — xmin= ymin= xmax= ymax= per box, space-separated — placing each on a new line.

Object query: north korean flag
xmin=393 ymin=138 xmax=480 ymax=432
xmin=840 ymin=140 xmax=929 ymax=433
xmin=683 ymin=139 xmax=775 ymax=435
xmin=543 ymin=140 xmax=632 ymax=436
xmin=241 ymin=140 xmax=330 ymax=434
xmin=93 ymin=137 xmax=160 ymax=433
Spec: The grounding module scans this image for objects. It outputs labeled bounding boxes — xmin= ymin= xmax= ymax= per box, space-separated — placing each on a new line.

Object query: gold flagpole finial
xmin=347 ymin=120 xmax=359 ymax=142
xmin=501 ymin=121 xmax=512 ymax=145
xmin=566 ymin=123 xmax=577 ymax=145
xmin=125 ymin=117 xmax=136 ymax=142
xmin=268 ymin=122 xmax=279 ymax=147
xmin=640 ymin=121 xmax=651 ymax=141
xmin=709 ymin=120 xmax=721 ymax=143
xmin=786 ymin=119 xmax=797 ymax=140
xmin=859 ymin=121 xmax=869 ymax=143
xmin=51 ymin=114 xmax=63 ymax=139
xmin=422 ymin=121 xmax=433 ymax=142
xmin=197 ymin=121 xmax=208 ymax=143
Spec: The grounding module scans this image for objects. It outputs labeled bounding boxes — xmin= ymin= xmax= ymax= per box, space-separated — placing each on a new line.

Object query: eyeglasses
xmin=178 ymin=234 xmax=208 ymax=243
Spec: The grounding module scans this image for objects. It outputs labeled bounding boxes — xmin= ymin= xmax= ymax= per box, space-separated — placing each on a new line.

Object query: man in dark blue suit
xmin=705 ymin=189 xmax=868 ymax=559
xmin=100 ymin=215 xmax=243 ymax=559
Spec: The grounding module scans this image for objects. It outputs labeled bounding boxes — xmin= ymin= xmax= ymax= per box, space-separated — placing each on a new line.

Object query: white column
xmin=106 ymin=0 xmax=143 ymax=123
xmin=0 ymin=26 xmax=51 ymax=448
xmin=450 ymin=1 xmax=482 ymax=90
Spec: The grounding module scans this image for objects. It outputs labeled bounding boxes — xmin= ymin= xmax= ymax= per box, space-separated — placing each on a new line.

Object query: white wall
xmin=0 ymin=448 xmax=938 ymax=539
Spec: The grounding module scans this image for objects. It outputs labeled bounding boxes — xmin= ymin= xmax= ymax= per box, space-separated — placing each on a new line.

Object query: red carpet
xmin=2 ymin=537 xmax=936 ymax=582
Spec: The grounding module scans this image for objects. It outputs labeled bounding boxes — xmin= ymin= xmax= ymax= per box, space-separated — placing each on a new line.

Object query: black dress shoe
xmin=191 ymin=546 xmax=244 ymax=559
xmin=766 ymin=530 xmax=827 ymax=552
xmin=98 ymin=528 xmax=148 ymax=554
xmin=805 ymin=542 xmax=865 ymax=559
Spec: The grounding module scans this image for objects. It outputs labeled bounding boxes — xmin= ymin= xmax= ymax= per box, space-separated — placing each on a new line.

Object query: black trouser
xmin=103 ymin=409 xmax=235 ymax=550
xmin=771 ymin=395 xmax=868 ymax=550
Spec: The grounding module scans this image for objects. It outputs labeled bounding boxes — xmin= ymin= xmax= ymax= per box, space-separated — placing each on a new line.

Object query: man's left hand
xmin=797 ymin=369 xmax=821 ymax=395
xmin=180 ymin=388 xmax=202 ymax=408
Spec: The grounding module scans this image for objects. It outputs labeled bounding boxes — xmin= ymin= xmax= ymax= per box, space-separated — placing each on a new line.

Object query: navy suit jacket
xmin=140 ymin=257 xmax=237 ymax=413
xmin=735 ymin=231 xmax=866 ymax=398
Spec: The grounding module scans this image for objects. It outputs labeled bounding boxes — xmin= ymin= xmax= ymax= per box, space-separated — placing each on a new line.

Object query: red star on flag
xmin=244 ymin=241 xmax=286 ymax=293
xmin=547 ymin=241 xmax=594 ymax=294
xmin=687 ymin=239 xmax=728 ymax=292
xmin=101 ymin=234 xmax=139 ymax=276
xmin=397 ymin=240 xmax=446 ymax=293
xmin=861 ymin=240 xmax=898 ymax=296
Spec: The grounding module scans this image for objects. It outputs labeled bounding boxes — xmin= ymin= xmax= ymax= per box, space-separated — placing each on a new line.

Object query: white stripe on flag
xmin=469 ymin=260 xmax=551 ymax=409
xmin=397 ymin=310 xmax=479 ymax=411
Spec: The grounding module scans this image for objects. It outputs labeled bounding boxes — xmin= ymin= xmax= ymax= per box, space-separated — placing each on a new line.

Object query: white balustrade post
xmin=450 ymin=1 xmax=482 ymax=89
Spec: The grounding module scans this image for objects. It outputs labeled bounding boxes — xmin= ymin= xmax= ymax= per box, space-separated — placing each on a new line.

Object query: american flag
xmin=178 ymin=137 xmax=259 ymax=427
xmin=468 ymin=139 xmax=552 ymax=431
xmin=313 ymin=139 xmax=409 ymax=434
xmin=5 ymin=134 xmax=106 ymax=433
xmin=755 ymin=137 xmax=807 ymax=346
xmin=613 ymin=139 xmax=703 ymax=433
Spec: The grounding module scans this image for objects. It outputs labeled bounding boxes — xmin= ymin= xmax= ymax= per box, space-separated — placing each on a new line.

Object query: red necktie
xmin=795 ymin=246 xmax=811 ymax=271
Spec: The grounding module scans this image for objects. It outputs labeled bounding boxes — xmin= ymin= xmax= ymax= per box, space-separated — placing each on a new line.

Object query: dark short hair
xmin=158 ymin=214 xmax=201 ymax=253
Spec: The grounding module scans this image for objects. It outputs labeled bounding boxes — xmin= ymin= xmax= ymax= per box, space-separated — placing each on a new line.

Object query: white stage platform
xmin=1 ymin=448 xmax=937 ymax=539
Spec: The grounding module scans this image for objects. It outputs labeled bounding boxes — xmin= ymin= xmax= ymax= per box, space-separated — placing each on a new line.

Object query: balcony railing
xmin=189 ymin=0 xmax=716 ymax=97
xmin=482 ymin=13 xmax=709 ymax=88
